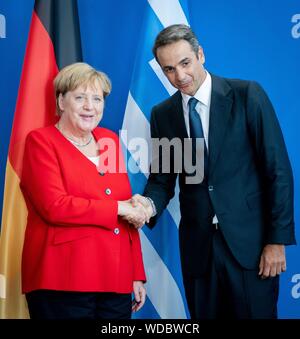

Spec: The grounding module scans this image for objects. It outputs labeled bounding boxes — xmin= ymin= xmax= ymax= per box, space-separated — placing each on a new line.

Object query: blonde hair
xmin=54 ymin=62 xmax=112 ymax=116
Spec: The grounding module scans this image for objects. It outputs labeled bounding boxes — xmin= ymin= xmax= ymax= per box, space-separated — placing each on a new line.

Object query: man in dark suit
xmin=132 ymin=24 xmax=295 ymax=319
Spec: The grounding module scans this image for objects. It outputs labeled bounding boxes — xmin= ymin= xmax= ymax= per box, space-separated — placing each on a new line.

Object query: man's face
xmin=156 ymin=39 xmax=206 ymax=96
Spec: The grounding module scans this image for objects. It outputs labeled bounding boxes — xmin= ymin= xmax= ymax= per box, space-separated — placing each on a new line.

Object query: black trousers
xmin=184 ymin=227 xmax=279 ymax=319
xmin=26 ymin=290 xmax=132 ymax=319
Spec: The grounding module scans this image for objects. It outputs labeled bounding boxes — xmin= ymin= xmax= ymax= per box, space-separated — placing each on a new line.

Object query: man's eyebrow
xmin=179 ymin=57 xmax=190 ymax=64
xmin=162 ymin=65 xmax=175 ymax=71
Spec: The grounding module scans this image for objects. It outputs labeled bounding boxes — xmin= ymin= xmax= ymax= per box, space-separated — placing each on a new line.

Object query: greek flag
xmin=121 ymin=0 xmax=190 ymax=319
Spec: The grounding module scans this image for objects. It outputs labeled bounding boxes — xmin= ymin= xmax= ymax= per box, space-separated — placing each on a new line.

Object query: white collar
xmin=181 ymin=71 xmax=212 ymax=108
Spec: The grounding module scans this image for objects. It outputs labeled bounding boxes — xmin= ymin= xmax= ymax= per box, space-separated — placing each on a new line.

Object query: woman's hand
xmin=132 ymin=281 xmax=146 ymax=312
xmin=118 ymin=200 xmax=148 ymax=228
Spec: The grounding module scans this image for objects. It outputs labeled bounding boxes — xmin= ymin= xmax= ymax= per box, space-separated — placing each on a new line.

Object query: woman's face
xmin=58 ymin=82 xmax=104 ymax=134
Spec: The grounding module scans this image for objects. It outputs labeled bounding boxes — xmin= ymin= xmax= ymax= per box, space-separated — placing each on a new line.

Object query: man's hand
xmin=130 ymin=194 xmax=154 ymax=227
xmin=259 ymin=244 xmax=286 ymax=279
xmin=118 ymin=200 xmax=148 ymax=228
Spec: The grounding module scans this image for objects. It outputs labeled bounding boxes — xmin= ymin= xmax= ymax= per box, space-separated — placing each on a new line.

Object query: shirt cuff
xmin=145 ymin=197 xmax=157 ymax=217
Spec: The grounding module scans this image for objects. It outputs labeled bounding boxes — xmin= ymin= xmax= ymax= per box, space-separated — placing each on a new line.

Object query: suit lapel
xmin=208 ymin=75 xmax=233 ymax=175
xmin=170 ymin=91 xmax=188 ymax=139
xmin=168 ymin=80 xmax=233 ymax=176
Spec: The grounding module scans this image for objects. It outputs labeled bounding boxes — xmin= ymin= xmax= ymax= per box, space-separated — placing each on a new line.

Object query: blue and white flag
xmin=122 ymin=0 xmax=190 ymax=319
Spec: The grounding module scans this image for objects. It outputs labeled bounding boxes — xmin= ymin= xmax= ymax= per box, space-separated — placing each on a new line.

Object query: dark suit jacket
xmin=144 ymin=74 xmax=295 ymax=278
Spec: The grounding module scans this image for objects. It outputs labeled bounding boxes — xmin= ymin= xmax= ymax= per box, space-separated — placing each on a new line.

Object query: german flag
xmin=0 ymin=0 xmax=82 ymax=318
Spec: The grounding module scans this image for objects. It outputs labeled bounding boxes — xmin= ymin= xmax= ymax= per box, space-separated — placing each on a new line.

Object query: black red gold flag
xmin=0 ymin=0 xmax=82 ymax=318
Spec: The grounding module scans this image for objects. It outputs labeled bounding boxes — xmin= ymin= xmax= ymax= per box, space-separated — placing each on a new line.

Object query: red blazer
xmin=20 ymin=125 xmax=146 ymax=293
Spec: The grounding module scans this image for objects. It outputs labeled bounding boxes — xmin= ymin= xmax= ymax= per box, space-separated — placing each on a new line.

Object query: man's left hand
xmin=259 ymin=244 xmax=286 ymax=279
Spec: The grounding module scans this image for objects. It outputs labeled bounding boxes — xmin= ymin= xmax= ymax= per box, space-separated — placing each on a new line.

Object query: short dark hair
xmin=152 ymin=24 xmax=200 ymax=61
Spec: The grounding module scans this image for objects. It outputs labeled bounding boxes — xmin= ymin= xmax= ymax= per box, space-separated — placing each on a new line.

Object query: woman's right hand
xmin=118 ymin=200 xmax=148 ymax=228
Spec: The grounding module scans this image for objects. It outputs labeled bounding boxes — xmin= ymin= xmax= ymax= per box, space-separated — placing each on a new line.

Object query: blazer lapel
xmin=168 ymin=82 xmax=233 ymax=176
xmin=208 ymin=75 xmax=233 ymax=175
xmin=170 ymin=91 xmax=188 ymax=139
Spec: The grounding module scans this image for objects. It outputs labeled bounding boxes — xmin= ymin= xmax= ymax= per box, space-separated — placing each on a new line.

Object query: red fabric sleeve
xmin=21 ymin=130 xmax=118 ymax=230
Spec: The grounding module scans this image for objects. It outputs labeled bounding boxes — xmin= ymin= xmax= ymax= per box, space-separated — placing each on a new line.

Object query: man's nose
xmin=175 ymin=68 xmax=185 ymax=81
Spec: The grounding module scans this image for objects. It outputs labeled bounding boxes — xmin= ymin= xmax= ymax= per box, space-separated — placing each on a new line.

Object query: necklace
xmin=56 ymin=122 xmax=93 ymax=147
xmin=65 ymin=135 xmax=93 ymax=147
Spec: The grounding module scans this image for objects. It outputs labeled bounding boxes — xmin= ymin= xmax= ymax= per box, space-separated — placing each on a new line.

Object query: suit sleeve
xmin=246 ymin=81 xmax=295 ymax=245
xmin=20 ymin=130 xmax=118 ymax=230
xmin=143 ymin=106 xmax=178 ymax=228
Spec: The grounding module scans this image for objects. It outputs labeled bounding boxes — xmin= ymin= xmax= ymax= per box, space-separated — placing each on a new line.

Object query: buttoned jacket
xmin=21 ymin=126 xmax=146 ymax=293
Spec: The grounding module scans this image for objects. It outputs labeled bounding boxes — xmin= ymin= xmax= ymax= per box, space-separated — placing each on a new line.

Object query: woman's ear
xmin=58 ymin=93 xmax=64 ymax=112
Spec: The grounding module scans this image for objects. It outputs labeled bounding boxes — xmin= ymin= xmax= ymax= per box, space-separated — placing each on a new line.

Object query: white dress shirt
xmin=181 ymin=71 xmax=218 ymax=224
xmin=87 ymin=155 xmax=100 ymax=167
xmin=181 ymin=70 xmax=211 ymax=147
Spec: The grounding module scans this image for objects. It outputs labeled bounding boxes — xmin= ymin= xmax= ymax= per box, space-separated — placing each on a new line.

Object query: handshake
xmin=118 ymin=194 xmax=154 ymax=229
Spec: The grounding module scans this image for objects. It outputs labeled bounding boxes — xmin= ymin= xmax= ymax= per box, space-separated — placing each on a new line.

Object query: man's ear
xmin=198 ymin=46 xmax=205 ymax=64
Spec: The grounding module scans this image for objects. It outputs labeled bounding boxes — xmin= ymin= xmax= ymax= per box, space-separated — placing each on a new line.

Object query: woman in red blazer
xmin=20 ymin=62 xmax=147 ymax=319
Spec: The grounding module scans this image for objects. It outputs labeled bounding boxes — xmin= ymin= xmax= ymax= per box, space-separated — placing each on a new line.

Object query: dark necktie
xmin=188 ymin=97 xmax=208 ymax=178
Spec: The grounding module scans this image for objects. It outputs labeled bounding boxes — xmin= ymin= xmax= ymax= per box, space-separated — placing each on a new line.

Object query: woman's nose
xmin=83 ymin=98 xmax=93 ymax=109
